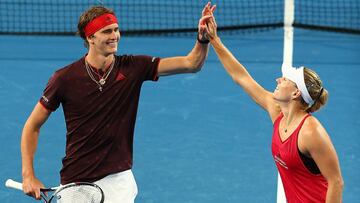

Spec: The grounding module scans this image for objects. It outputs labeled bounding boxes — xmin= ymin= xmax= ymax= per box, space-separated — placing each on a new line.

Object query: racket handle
xmin=5 ymin=179 xmax=23 ymax=191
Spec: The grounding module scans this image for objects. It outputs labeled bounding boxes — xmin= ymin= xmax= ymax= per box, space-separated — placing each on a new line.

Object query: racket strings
xmin=55 ymin=185 xmax=103 ymax=203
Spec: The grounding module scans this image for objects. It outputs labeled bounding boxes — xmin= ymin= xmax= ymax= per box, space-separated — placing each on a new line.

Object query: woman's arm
xmin=299 ymin=118 xmax=344 ymax=203
xmin=206 ymin=16 xmax=280 ymax=121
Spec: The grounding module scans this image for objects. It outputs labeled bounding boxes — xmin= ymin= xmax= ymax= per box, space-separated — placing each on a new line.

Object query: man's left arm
xmin=157 ymin=40 xmax=209 ymax=76
xmin=157 ymin=2 xmax=215 ymax=76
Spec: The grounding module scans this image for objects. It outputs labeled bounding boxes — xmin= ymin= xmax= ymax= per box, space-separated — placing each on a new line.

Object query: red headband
xmin=84 ymin=13 xmax=118 ymax=37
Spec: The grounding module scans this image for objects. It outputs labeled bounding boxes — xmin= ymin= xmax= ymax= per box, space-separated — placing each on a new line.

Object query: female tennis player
xmin=203 ymin=12 xmax=344 ymax=203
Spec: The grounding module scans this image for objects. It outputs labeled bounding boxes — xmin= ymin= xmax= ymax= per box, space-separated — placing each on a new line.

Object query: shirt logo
xmin=116 ymin=72 xmax=126 ymax=81
xmin=41 ymin=95 xmax=49 ymax=103
xmin=274 ymin=154 xmax=288 ymax=169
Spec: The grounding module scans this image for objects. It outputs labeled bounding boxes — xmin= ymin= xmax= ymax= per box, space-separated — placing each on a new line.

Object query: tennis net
xmin=0 ymin=0 xmax=359 ymax=35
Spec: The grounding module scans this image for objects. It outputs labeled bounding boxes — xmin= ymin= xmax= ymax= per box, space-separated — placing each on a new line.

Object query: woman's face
xmin=273 ymin=77 xmax=298 ymax=103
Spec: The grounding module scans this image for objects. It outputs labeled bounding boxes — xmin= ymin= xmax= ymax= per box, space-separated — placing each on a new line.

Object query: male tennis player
xmin=20 ymin=3 xmax=216 ymax=202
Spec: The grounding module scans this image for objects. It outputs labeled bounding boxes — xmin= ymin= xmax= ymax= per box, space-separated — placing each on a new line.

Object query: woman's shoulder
xmin=300 ymin=115 xmax=329 ymax=146
xmin=302 ymin=115 xmax=323 ymax=130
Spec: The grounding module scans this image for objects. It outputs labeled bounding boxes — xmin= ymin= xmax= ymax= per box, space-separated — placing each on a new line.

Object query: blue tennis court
xmin=1 ymin=27 xmax=359 ymax=202
xmin=1 ymin=0 xmax=360 ymax=202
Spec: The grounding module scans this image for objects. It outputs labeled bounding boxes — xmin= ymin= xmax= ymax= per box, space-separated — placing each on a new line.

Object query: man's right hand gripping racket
xmin=5 ymin=179 xmax=104 ymax=203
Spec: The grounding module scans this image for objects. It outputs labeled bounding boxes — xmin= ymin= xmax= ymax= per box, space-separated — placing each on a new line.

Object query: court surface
xmin=0 ymin=28 xmax=359 ymax=202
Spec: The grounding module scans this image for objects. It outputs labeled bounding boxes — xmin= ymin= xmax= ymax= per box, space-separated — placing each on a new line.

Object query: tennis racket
xmin=5 ymin=179 xmax=104 ymax=203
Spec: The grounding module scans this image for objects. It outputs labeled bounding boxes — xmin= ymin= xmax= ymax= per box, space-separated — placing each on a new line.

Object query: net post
xmin=278 ymin=0 xmax=295 ymax=202
xmin=282 ymin=0 xmax=295 ymax=71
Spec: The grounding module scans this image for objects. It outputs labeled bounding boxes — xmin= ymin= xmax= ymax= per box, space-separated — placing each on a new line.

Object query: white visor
xmin=282 ymin=66 xmax=314 ymax=105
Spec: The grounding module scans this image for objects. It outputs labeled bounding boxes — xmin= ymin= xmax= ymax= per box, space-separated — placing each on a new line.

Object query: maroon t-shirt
xmin=39 ymin=55 xmax=160 ymax=184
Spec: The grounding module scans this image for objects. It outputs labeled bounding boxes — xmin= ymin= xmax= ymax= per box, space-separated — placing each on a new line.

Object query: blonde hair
xmin=300 ymin=67 xmax=328 ymax=113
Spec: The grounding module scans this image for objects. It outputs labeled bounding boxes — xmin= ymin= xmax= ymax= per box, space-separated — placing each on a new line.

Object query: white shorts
xmin=57 ymin=170 xmax=138 ymax=203
xmin=94 ymin=170 xmax=138 ymax=203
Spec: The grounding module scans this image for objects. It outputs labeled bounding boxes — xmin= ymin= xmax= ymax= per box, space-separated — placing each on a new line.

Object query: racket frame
xmin=5 ymin=179 xmax=104 ymax=203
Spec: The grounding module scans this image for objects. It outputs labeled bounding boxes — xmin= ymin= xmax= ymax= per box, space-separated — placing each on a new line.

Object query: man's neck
xmin=86 ymin=52 xmax=114 ymax=71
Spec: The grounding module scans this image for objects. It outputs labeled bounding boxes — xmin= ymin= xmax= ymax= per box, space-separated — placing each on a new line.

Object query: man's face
xmin=88 ymin=23 xmax=120 ymax=55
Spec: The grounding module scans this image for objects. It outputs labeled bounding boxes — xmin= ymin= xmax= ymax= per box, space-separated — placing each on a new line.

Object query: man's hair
xmin=77 ymin=6 xmax=116 ymax=47
xmin=301 ymin=67 xmax=328 ymax=113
